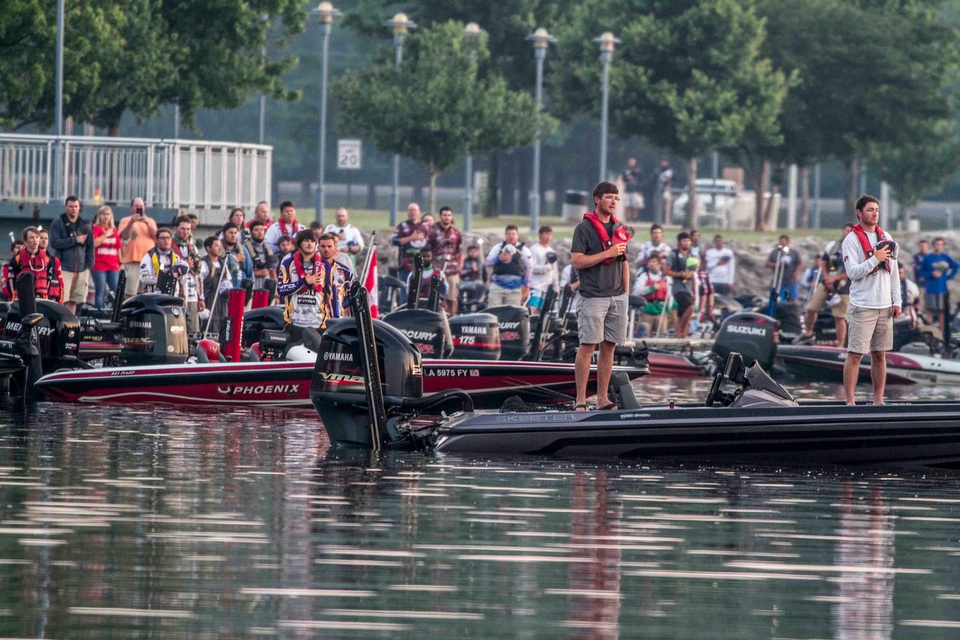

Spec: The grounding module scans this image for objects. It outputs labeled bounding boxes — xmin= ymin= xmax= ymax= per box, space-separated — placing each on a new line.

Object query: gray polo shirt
xmin=571 ymin=220 xmax=625 ymax=298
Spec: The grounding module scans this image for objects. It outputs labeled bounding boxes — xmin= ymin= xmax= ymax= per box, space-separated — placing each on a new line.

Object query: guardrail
xmin=0 ymin=134 xmax=271 ymax=211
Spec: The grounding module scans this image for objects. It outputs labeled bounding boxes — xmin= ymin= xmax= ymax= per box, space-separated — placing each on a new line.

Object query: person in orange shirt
xmin=118 ymin=197 xmax=158 ymax=296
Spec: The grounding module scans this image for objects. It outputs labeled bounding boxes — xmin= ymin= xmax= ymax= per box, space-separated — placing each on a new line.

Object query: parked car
xmin=672 ymin=178 xmax=739 ymax=225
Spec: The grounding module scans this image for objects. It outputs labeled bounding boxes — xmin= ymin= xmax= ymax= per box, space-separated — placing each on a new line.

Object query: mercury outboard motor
xmin=484 ymin=306 xmax=531 ymax=361
xmin=0 ymin=297 xmax=81 ymax=374
xmin=119 ymin=293 xmax=189 ymax=365
xmin=381 ymin=308 xmax=454 ymax=358
xmin=712 ymin=311 xmax=778 ymax=371
xmin=448 ymin=313 xmax=501 ymax=360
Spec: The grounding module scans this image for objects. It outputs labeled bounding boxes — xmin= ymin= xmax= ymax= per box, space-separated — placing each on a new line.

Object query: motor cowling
xmin=448 ymin=313 xmax=501 ymax=360
xmin=0 ymin=299 xmax=81 ymax=373
xmin=311 ymin=318 xmax=423 ymax=448
xmin=119 ymin=293 xmax=189 ymax=365
xmin=484 ymin=305 xmax=531 ymax=361
xmin=238 ymin=306 xmax=288 ymax=348
xmin=381 ymin=308 xmax=454 ymax=359
xmin=712 ymin=311 xmax=778 ymax=371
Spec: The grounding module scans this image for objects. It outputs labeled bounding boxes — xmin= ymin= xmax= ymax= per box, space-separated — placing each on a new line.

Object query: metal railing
xmin=0 ymin=134 xmax=272 ymax=210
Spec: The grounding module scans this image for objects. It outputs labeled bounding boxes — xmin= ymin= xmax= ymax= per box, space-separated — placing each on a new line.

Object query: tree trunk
xmin=753 ymin=156 xmax=769 ymax=230
xmin=763 ymin=165 xmax=784 ymax=229
xmin=846 ymin=155 xmax=861 ymax=217
xmin=485 ymin=152 xmax=500 ymax=217
xmin=685 ymin=156 xmax=698 ymax=229
xmin=799 ymin=165 xmax=810 ymax=229
xmin=428 ymin=162 xmax=439 ymax=216
xmin=109 ymin=119 xmax=122 ymax=137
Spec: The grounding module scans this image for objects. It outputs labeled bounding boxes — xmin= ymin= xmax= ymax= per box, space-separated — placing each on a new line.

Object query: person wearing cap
xmin=139 ymin=227 xmax=184 ymax=293
xmin=485 ymin=225 xmax=532 ymax=307
xmin=842 ymin=194 xmax=901 ymax=406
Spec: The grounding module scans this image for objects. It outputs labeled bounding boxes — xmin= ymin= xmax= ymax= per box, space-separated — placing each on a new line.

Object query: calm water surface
xmin=0 ymin=378 xmax=959 ymax=638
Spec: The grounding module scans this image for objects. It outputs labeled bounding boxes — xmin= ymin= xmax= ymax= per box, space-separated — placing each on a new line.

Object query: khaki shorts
xmin=578 ymin=294 xmax=629 ymax=345
xmin=61 ymin=269 xmax=91 ymax=305
xmin=806 ymin=284 xmax=849 ymax=318
xmin=846 ymin=306 xmax=893 ymax=354
xmin=445 ymin=274 xmax=460 ymax=302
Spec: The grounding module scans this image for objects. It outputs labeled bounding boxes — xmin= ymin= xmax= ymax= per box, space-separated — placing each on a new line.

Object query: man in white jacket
xmin=841 ymin=195 xmax=901 ymax=406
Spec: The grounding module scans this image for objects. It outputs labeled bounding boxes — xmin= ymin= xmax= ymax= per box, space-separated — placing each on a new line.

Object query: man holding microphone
xmin=570 ymin=181 xmax=632 ymax=411
xmin=842 ymin=195 xmax=901 ymax=406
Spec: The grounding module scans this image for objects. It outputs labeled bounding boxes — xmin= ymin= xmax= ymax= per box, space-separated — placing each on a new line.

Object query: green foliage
xmin=332 ymin=21 xmax=556 ymax=209
xmin=0 ymin=0 xmax=306 ymax=132
xmin=343 ymin=0 xmax=579 ymax=91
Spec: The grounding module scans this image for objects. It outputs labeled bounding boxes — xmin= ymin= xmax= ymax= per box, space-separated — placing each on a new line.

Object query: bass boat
xmin=776 ymin=343 xmax=960 ymax=386
xmin=310 ymin=284 xmax=960 ymax=466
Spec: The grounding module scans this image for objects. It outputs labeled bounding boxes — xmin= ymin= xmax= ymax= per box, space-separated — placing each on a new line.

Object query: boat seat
xmin=612 ymin=372 xmax=640 ymax=410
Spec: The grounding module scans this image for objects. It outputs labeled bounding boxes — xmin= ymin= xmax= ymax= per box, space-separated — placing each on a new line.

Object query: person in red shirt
xmin=0 ymin=240 xmax=24 ymax=301
xmin=92 ymin=205 xmax=122 ymax=309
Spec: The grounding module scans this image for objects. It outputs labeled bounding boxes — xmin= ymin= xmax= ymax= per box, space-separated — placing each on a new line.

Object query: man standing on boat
xmin=842 ymin=195 xmax=901 ymax=406
xmin=571 ymin=181 xmax=631 ymax=411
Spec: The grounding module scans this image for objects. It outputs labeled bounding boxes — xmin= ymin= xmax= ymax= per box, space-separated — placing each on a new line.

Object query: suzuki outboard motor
xmin=381 ymin=308 xmax=454 ymax=358
xmin=311 ymin=318 xmax=423 ymax=448
xmin=712 ymin=312 xmax=778 ymax=371
xmin=448 ymin=313 xmax=501 ymax=360
xmin=484 ymin=305 xmax=531 ymax=361
xmin=119 ymin=293 xmax=189 ymax=365
xmin=1 ymin=298 xmax=81 ymax=373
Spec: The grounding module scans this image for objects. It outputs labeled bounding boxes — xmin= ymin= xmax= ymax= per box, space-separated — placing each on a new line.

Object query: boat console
xmin=705 ymin=352 xmax=797 ymax=408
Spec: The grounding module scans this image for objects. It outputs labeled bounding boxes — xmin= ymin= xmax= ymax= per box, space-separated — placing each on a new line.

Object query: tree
xmin=332 ymin=21 xmax=556 ymax=213
xmin=756 ymin=0 xmax=958 ymax=217
xmin=0 ymin=0 xmax=306 ymax=134
xmin=552 ymin=0 xmax=789 ymax=228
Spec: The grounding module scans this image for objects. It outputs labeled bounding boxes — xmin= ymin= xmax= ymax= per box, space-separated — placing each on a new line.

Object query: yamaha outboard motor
xmin=1 ymin=297 xmax=81 ymax=374
xmin=312 ymin=318 xmax=422 ymax=448
xmin=484 ymin=306 xmax=531 ymax=361
xmin=448 ymin=313 xmax=501 ymax=360
xmin=712 ymin=312 xmax=778 ymax=371
xmin=119 ymin=293 xmax=189 ymax=365
xmin=381 ymin=308 xmax=454 ymax=359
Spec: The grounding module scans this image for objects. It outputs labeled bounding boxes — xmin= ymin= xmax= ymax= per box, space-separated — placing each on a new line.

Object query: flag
xmin=363 ymin=246 xmax=379 ymax=318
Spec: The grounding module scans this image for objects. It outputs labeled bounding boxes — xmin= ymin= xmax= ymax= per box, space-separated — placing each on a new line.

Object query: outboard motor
xmin=239 ymin=305 xmax=287 ymax=349
xmin=381 ymin=308 xmax=454 ymax=358
xmin=312 ymin=318 xmax=423 ymax=448
xmin=773 ymin=300 xmax=804 ymax=342
xmin=448 ymin=313 xmax=501 ymax=360
xmin=1 ymin=298 xmax=81 ymax=374
xmin=119 ymin=293 xmax=189 ymax=365
xmin=484 ymin=305 xmax=531 ymax=361
xmin=712 ymin=312 xmax=778 ymax=371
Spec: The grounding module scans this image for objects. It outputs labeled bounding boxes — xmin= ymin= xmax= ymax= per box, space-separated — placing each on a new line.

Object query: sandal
xmin=597 ymin=402 xmax=619 ymax=411
xmin=575 ymin=403 xmax=590 ymax=412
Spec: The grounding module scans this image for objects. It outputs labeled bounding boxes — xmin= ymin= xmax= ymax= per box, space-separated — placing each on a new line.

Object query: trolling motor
xmin=527 ymin=287 xmax=557 ymax=361
xmin=426 ymin=272 xmax=443 ymax=313
xmin=406 ymin=253 xmax=424 ymax=310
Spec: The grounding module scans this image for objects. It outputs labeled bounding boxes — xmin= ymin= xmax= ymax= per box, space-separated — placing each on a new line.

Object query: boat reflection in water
xmin=1 ymin=383 xmax=960 ymax=637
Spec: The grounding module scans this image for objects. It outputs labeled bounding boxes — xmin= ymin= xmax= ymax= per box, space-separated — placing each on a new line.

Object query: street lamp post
xmin=259 ymin=46 xmax=267 ymax=144
xmin=526 ymin=27 xmax=555 ymax=233
xmin=54 ymin=0 xmax=65 ymax=199
xmin=462 ymin=22 xmax=482 ymax=233
xmin=387 ymin=13 xmax=416 ymax=227
xmin=315 ymin=1 xmax=341 ymax=224
xmin=594 ymin=32 xmax=620 ymax=184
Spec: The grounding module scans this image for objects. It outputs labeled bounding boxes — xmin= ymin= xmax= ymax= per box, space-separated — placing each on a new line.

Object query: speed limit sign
xmin=337 ymin=139 xmax=362 ymax=170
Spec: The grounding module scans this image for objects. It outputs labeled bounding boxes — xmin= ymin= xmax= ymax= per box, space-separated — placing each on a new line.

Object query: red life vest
xmin=851 ymin=223 xmax=892 ymax=273
xmin=279 ymin=219 xmax=302 ymax=239
xmin=12 ymin=248 xmax=51 ymax=298
xmin=641 ymin=270 xmax=668 ymax=302
xmin=292 ymin=252 xmax=324 ymax=293
xmin=583 ymin=210 xmax=632 ymax=265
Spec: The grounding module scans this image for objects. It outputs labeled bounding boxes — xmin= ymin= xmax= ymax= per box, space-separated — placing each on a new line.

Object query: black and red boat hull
xmin=34 ymin=359 xmax=647 ymax=409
